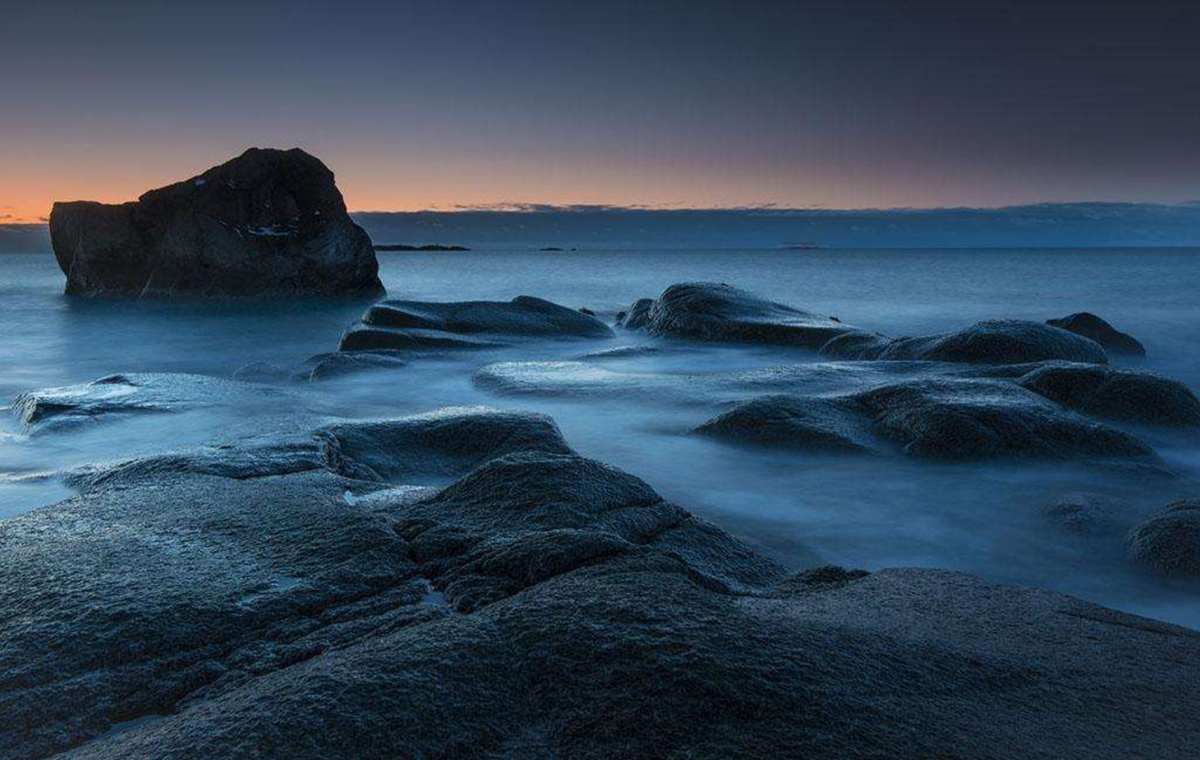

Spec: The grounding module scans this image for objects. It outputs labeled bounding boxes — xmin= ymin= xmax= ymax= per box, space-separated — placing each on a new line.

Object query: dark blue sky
xmin=2 ymin=1 xmax=1198 ymax=221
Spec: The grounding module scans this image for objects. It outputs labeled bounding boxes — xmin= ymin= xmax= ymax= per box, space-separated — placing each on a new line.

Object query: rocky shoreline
xmin=5 ymin=278 xmax=1200 ymax=757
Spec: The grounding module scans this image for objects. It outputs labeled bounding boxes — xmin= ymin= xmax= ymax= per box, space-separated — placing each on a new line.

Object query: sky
xmin=2 ymin=0 xmax=1199 ymax=223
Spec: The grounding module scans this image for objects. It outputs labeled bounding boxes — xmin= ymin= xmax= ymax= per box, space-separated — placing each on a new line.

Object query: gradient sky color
xmin=2 ymin=0 xmax=1199 ymax=223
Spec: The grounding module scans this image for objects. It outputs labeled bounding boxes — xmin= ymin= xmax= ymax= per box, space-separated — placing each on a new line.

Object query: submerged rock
xmin=11 ymin=373 xmax=288 ymax=433
xmin=1041 ymin=492 xmax=1121 ymax=534
xmin=1048 ymin=312 xmax=1146 ymax=356
xmin=338 ymin=326 xmax=504 ymax=352
xmin=49 ymin=148 xmax=382 ymax=298
xmin=696 ymin=378 xmax=1157 ymax=462
xmin=303 ymin=351 xmax=409 ymax=381
xmin=3 ymin=410 xmax=1199 ymax=758
xmin=620 ymin=283 xmax=854 ymax=348
xmin=1017 ymin=362 xmax=1200 ymax=427
xmin=823 ymin=319 xmax=1109 ymax=365
xmin=695 ymin=395 xmax=877 ymax=453
xmin=1128 ymin=500 xmax=1200 ymax=577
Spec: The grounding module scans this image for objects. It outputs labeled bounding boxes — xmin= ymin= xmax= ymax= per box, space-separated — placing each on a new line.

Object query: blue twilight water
xmin=1 ymin=248 xmax=1199 ymax=626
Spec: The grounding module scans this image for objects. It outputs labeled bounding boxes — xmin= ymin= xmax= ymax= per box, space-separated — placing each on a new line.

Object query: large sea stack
xmin=48 ymin=148 xmax=383 ymax=298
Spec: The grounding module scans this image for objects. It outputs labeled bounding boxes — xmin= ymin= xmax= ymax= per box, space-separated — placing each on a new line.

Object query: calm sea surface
xmin=2 ymin=248 xmax=1199 ymax=625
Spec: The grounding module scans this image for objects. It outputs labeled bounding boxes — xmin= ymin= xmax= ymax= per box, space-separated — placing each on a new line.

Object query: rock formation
xmin=49 ymin=148 xmax=383 ymax=298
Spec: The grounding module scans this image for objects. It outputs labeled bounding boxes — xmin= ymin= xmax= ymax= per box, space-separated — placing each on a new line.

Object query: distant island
xmin=373 ymin=243 xmax=470 ymax=251
xmin=540 ymin=246 xmax=564 ymax=252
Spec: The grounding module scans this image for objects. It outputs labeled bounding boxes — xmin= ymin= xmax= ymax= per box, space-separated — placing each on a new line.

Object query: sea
xmin=2 ymin=247 xmax=1198 ymax=626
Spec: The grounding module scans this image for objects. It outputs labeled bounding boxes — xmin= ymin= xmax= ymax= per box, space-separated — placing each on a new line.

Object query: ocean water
xmin=2 ymin=247 xmax=1199 ymax=626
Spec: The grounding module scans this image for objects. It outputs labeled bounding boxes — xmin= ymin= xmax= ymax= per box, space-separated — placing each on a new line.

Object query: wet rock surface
xmin=1048 ymin=312 xmax=1146 ymax=356
xmin=364 ymin=296 xmax=613 ymax=338
xmin=337 ymin=295 xmax=612 ymax=353
xmin=49 ymin=148 xmax=382 ymax=298
xmin=1017 ymin=362 xmax=1200 ymax=427
xmin=12 ymin=373 xmax=289 ymax=433
xmin=1128 ymin=500 xmax=1200 ymax=577
xmin=4 ymin=409 xmax=1200 ymax=759
xmin=823 ymin=319 xmax=1109 ymax=365
xmin=696 ymin=378 xmax=1158 ymax=462
xmin=620 ymin=282 xmax=855 ymax=347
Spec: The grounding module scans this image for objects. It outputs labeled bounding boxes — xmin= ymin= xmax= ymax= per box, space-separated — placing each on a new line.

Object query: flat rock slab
xmin=697 ymin=378 xmax=1159 ymax=462
xmin=11 ymin=373 xmax=292 ymax=433
xmin=3 ymin=408 xmax=1199 ymax=758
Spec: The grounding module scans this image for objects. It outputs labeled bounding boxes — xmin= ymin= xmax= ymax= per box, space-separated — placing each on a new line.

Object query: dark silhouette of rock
xmin=1128 ymin=500 xmax=1200 ymax=577
xmin=822 ymin=320 xmax=1108 ymax=365
xmin=373 ymin=243 xmax=469 ymax=251
xmin=49 ymin=148 xmax=383 ymax=298
xmin=1018 ymin=362 xmax=1200 ymax=427
xmin=695 ymin=378 xmax=1157 ymax=462
xmin=616 ymin=297 xmax=655 ymax=329
xmin=1048 ymin=312 xmax=1146 ymax=356
xmin=619 ymin=283 xmax=854 ymax=347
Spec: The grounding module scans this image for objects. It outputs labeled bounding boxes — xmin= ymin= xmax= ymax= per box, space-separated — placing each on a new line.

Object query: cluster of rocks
xmin=5 ymin=407 xmax=1200 ymax=758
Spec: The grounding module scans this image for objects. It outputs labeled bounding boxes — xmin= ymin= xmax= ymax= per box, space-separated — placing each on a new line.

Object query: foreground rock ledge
xmin=49 ymin=148 xmax=383 ymax=298
xmin=3 ymin=407 xmax=1199 ymax=759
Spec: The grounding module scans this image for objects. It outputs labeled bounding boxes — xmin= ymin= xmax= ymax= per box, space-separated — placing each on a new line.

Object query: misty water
xmin=2 ymin=247 xmax=1198 ymax=627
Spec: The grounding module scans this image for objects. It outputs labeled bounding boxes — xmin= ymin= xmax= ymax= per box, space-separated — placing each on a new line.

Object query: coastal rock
xmin=616 ymin=297 xmax=655 ymax=329
xmin=695 ymin=395 xmax=877 ymax=453
xmin=3 ymin=412 xmax=1200 ymax=758
xmin=1127 ymin=500 xmax=1200 ymax=577
xmin=303 ymin=351 xmax=409 ymax=381
xmin=1048 ymin=312 xmax=1146 ymax=356
xmin=49 ymin=148 xmax=383 ymax=298
xmin=1017 ymin=362 xmax=1200 ymax=427
xmin=11 ymin=373 xmax=289 ymax=433
xmin=319 ymin=407 xmax=573 ymax=482
xmin=363 ymin=296 xmax=613 ymax=338
xmin=1041 ymin=493 xmax=1121 ymax=534
xmin=696 ymin=378 xmax=1157 ymax=462
xmin=337 ymin=296 xmax=613 ymax=353
xmin=621 ymin=283 xmax=854 ymax=348
xmin=338 ymin=327 xmax=505 ymax=352
xmin=822 ymin=320 xmax=1109 ymax=365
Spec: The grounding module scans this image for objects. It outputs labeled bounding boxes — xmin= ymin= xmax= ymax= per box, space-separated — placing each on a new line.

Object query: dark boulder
xmin=1017 ymin=362 xmax=1200 ymax=427
xmin=616 ymin=297 xmax=655 ymax=329
xmin=696 ymin=378 xmax=1157 ymax=462
xmin=49 ymin=148 xmax=383 ymax=298
xmin=1128 ymin=500 xmax=1200 ymax=577
xmin=1048 ymin=312 xmax=1146 ymax=356
xmin=620 ymin=283 xmax=854 ymax=348
xmin=822 ymin=319 xmax=1109 ymax=365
